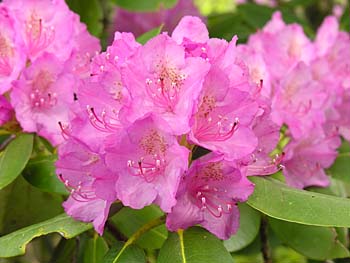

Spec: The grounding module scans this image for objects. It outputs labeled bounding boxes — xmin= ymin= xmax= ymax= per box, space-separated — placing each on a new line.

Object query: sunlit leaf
xmin=247 ymin=177 xmax=350 ymax=227
xmin=0 ymin=214 xmax=92 ymax=257
xmin=157 ymin=227 xmax=233 ymax=263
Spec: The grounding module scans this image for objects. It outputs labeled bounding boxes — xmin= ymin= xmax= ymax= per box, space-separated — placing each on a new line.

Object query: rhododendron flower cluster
xmin=240 ymin=12 xmax=349 ymax=189
xmin=0 ymin=0 xmax=100 ymax=145
xmin=56 ymin=16 xmax=282 ymax=240
xmin=1 ymin=0 xmax=349 ymax=242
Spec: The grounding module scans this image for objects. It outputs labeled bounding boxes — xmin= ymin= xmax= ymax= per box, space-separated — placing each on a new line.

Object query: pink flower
xmin=111 ymin=0 xmax=203 ymax=38
xmin=282 ymin=128 xmax=340 ymax=189
xmin=241 ymin=108 xmax=282 ymax=176
xmin=64 ymin=13 xmax=101 ymax=78
xmin=71 ymin=32 xmax=140 ymax=144
xmin=247 ymin=12 xmax=314 ymax=83
xmin=122 ymin=33 xmax=210 ymax=135
xmin=271 ymin=62 xmax=328 ymax=139
xmin=172 ymin=16 xmax=228 ymax=63
xmin=236 ymin=45 xmax=272 ymax=98
xmin=187 ymin=36 xmax=270 ymax=160
xmin=91 ymin=32 xmax=140 ymax=76
xmin=105 ymin=115 xmax=189 ymax=212
xmin=188 ymin=67 xmax=259 ymax=160
xmin=334 ymin=90 xmax=350 ymax=141
xmin=166 ymin=154 xmax=254 ymax=240
xmin=0 ymin=5 xmax=25 ymax=94
xmin=4 ymin=0 xmax=76 ymax=60
xmin=56 ymin=137 xmax=118 ymax=234
xmin=0 ymin=95 xmax=12 ymax=125
xmin=10 ymin=53 xmax=76 ymax=145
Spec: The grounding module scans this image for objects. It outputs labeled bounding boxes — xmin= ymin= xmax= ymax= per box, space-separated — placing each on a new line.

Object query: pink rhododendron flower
xmin=0 ymin=5 xmax=25 ymax=94
xmin=105 ymin=116 xmax=189 ymax=212
xmin=72 ymin=32 xmax=139 ymax=144
xmin=91 ymin=32 xmax=140 ymax=76
xmin=188 ymin=67 xmax=259 ymax=160
xmin=172 ymin=16 xmax=228 ymax=64
xmin=11 ymin=53 xmax=76 ymax=145
xmin=4 ymin=0 xmax=75 ymax=60
xmin=111 ymin=0 xmax=203 ymax=38
xmin=166 ymin=154 xmax=254 ymax=240
xmin=0 ymin=95 xmax=12 ymax=125
xmin=282 ymin=128 xmax=341 ymax=189
xmin=56 ymin=137 xmax=118 ymax=234
xmin=241 ymin=108 xmax=282 ymax=176
xmin=334 ymin=90 xmax=350 ymax=141
xmin=64 ymin=13 xmax=101 ymax=78
xmin=236 ymin=45 xmax=272 ymax=98
xmin=271 ymin=62 xmax=328 ymax=138
xmin=123 ymin=33 xmax=210 ymax=135
xmin=247 ymin=12 xmax=314 ymax=83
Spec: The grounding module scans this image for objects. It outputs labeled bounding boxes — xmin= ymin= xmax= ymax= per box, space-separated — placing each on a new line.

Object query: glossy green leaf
xmin=224 ymin=203 xmax=261 ymax=252
xmin=66 ymin=0 xmax=103 ymax=36
xmin=0 ymin=176 xmax=63 ymax=235
xmin=269 ymin=218 xmax=349 ymax=260
xmin=79 ymin=234 xmax=109 ymax=263
xmin=0 ymin=133 xmax=34 ymax=190
xmin=110 ymin=205 xmax=167 ymax=249
xmin=247 ymin=176 xmax=350 ymax=227
xmin=23 ymin=154 xmax=68 ymax=195
xmin=0 ymin=213 xmax=92 ymax=258
xmin=157 ymin=227 xmax=233 ymax=263
xmin=137 ymin=25 xmax=164 ymax=44
xmin=112 ymin=0 xmax=178 ymax=12
xmin=103 ymin=241 xmax=146 ymax=263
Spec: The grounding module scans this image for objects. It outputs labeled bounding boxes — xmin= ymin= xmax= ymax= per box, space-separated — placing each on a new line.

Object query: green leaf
xmin=0 ymin=213 xmax=92 ymax=258
xmin=103 ymin=241 xmax=146 ymax=263
xmin=0 ymin=176 xmax=63 ymax=235
xmin=208 ymin=13 xmax=255 ymax=43
xmin=0 ymin=133 xmax=34 ymax=190
xmin=236 ymin=3 xmax=274 ymax=29
xmin=112 ymin=0 xmax=178 ymax=12
xmin=137 ymin=25 xmax=164 ymax=45
xmin=269 ymin=218 xmax=349 ymax=260
xmin=157 ymin=227 xmax=233 ymax=263
xmin=340 ymin=6 xmax=349 ymax=32
xmin=247 ymin=176 xmax=350 ymax=227
xmin=79 ymin=234 xmax=109 ymax=263
xmin=22 ymin=154 xmax=68 ymax=195
xmin=224 ymin=203 xmax=261 ymax=252
xmin=110 ymin=205 xmax=168 ymax=249
xmin=65 ymin=0 xmax=103 ymax=37
xmin=327 ymin=153 xmax=350 ymax=183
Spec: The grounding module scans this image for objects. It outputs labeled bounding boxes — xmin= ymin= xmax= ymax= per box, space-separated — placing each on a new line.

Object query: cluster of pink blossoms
xmin=1 ymin=0 xmax=349 ymax=240
xmin=56 ymin=16 xmax=283 ymax=239
xmin=239 ymin=12 xmax=349 ymax=189
xmin=0 ymin=0 xmax=100 ymax=142
xmin=55 ymin=13 xmax=349 ymax=239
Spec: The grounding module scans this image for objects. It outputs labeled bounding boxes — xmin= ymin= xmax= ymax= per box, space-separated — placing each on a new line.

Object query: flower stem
xmin=112 ymin=215 xmax=166 ymax=263
xmin=260 ymin=215 xmax=272 ymax=263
